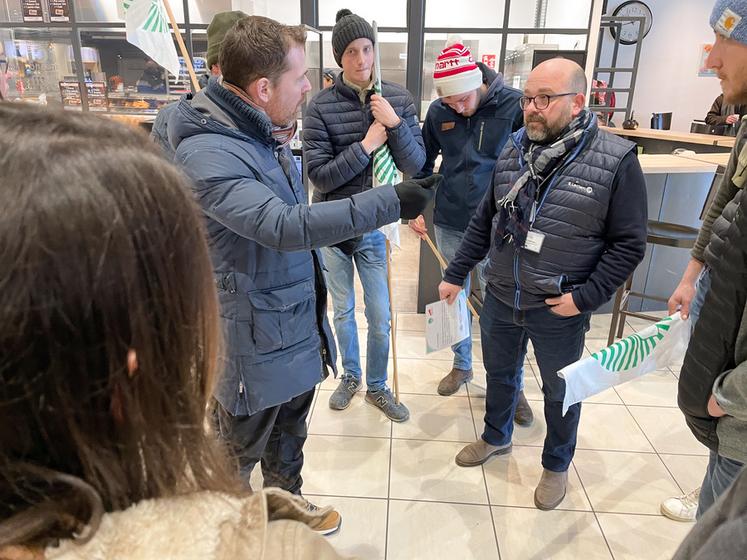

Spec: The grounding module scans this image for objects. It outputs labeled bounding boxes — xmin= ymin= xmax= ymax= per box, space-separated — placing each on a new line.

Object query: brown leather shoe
xmin=437 ymin=367 xmax=473 ymax=396
xmin=455 ymin=439 xmax=512 ymax=467
xmin=514 ymin=390 xmax=535 ymax=427
xmin=534 ymin=468 xmax=568 ymax=510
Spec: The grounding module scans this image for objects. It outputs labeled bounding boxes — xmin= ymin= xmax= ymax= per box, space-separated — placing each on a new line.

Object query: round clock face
xmin=611 ymin=1 xmax=654 ymax=45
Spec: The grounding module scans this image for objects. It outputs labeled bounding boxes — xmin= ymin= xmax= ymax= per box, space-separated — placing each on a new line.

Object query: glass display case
xmin=0 ymin=27 xmax=75 ymax=105
xmin=78 ymin=28 xmax=201 ymax=115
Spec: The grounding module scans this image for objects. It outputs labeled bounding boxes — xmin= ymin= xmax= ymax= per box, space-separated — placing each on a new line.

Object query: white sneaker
xmin=660 ymin=487 xmax=700 ymax=522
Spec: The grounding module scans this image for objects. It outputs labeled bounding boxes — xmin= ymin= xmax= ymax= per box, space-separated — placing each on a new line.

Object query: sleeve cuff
xmin=354 ymin=141 xmax=372 ymax=162
xmin=570 ymin=289 xmax=593 ymax=314
xmin=443 ymin=269 xmax=466 ymax=287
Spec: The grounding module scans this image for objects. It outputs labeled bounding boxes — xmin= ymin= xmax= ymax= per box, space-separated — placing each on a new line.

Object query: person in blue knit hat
xmin=663 ymin=0 xmax=747 ymax=526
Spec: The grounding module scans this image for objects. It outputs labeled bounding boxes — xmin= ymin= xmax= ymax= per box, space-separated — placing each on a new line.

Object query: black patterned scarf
xmin=495 ymin=110 xmax=594 ymax=249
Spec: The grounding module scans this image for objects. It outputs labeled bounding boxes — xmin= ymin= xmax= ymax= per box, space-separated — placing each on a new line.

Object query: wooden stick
xmin=385 ymin=239 xmax=400 ymax=404
xmin=423 ymin=233 xmax=480 ymax=321
xmin=162 ymin=0 xmax=201 ymax=92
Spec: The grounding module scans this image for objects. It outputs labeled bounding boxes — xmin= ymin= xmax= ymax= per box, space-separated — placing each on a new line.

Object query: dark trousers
xmin=480 ymin=291 xmax=590 ymax=472
xmin=215 ymin=387 xmax=315 ymax=495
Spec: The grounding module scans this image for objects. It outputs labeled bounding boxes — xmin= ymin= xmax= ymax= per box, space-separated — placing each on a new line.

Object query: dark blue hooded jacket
xmin=416 ymin=63 xmax=524 ymax=232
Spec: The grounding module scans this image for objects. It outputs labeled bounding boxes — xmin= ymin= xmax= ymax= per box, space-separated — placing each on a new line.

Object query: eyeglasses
xmin=519 ymin=92 xmax=577 ymax=110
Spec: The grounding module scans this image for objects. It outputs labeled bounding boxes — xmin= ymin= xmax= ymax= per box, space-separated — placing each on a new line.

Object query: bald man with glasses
xmin=438 ymin=58 xmax=648 ymax=511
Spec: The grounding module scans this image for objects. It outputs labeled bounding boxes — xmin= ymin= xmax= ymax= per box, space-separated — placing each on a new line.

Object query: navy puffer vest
xmin=485 ymin=125 xmax=636 ymax=310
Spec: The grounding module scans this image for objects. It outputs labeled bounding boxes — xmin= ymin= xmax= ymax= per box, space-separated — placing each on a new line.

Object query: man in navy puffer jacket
xmin=168 ymin=16 xmax=438 ymax=534
xmin=303 ymin=9 xmax=425 ymax=422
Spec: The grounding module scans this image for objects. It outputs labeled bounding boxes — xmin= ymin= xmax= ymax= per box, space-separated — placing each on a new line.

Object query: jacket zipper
xmin=509 ymin=127 xmax=590 ymax=310
xmin=478 ymin=121 xmax=485 ymax=151
xmin=239 ymin=380 xmax=244 ymax=394
xmin=466 ymin=117 xmax=472 ymax=186
xmin=513 ymin=249 xmax=521 ymax=311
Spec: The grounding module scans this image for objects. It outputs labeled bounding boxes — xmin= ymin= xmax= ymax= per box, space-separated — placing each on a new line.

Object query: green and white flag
xmin=558 ymin=313 xmax=691 ymax=415
xmin=123 ymin=0 xmax=180 ymax=77
xmin=372 ymin=21 xmax=401 ymax=248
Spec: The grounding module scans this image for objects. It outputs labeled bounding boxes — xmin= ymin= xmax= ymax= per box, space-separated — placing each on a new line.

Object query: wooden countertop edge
xmin=637 ymin=154 xmax=719 ymax=174
xmin=601 ymin=125 xmax=735 ymax=147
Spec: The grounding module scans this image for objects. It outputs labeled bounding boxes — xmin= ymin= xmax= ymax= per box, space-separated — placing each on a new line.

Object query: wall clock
xmin=610 ymin=1 xmax=653 ymax=45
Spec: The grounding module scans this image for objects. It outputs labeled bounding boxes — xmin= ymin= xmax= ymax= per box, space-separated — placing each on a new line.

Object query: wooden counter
xmin=637 ymin=154 xmax=719 ymax=174
xmin=673 ymin=152 xmax=731 ymax=168
xmin=601 ymin=125 xmax=735 ymax=149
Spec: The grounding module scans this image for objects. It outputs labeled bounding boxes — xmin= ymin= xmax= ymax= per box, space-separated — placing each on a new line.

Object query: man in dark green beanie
xmin=206 ymin=10 xmax=247 ymax=74
xmin=150 ymin=10 xmax=247 ymax=157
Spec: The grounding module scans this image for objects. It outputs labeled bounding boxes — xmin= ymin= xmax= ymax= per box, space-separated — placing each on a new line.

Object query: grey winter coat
xmin=679 ymin=140 xmax=747 ymax=463
xmin=303 ymin=73 xmax=425 ymax=203
xmin=168 ymin=79 xmax=401 ymax=415
xmin=693 ymin=118 xmax=747 ymax=269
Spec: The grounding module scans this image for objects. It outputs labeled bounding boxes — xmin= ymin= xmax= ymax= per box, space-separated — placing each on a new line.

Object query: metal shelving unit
xmin=590 ymin=15 xmax=645 ymax=124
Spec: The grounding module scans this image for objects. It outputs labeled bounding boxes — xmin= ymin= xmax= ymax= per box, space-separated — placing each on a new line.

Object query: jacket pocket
xmin=476 ymin=117 xmax=511 ymax=155
xmin=532 ymin=274 xmax=568 ymax=296
xmin=247 ymin=279 xmax=316 ymax=354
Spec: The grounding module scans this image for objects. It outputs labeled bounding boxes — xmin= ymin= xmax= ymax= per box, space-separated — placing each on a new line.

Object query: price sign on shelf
xmin=22 ymin=0 xmax=43 ymax=22
xmin=48 ymin=0 xmax=70 ymax=23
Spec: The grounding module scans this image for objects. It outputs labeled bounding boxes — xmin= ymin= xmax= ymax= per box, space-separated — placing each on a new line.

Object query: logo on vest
xmin=568 ymin=181 xmax=593 ymax=195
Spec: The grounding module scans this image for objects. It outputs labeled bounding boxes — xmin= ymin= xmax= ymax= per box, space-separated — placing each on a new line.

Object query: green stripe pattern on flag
xmin=593 ymin=317 xmax=672 ymax=373
xmin=558 ymin=314 xmax=690 ymax=415
xmin=123 ymin=0 xmax=180 ymax=77
xmin=372 ymin=77 xmax=400 ymax=187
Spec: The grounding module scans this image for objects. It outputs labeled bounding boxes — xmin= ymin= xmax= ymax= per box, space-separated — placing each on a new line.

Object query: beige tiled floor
xmin=298 ymin=312 xmax=706 ymax=559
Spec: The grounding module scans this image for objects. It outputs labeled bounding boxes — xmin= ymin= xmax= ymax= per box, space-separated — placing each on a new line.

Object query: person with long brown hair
xmin=0 ymin=103 xmax=349 ymax=559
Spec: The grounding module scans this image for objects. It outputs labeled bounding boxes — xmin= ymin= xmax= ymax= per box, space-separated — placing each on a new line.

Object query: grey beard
xmin=525 ymin=116 xmax=572 ymax=144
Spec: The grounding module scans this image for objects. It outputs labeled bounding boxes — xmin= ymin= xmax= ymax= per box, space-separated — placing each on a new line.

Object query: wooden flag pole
xmin=385 ymin=239 xmax=401 ymax=404
xmin=162 ymin=0 xmax=201 ymax=92
xmin=423 ymin=233 xmax=480 ymax=321
xmin=373 ymin=21 xmax=400 ymax=404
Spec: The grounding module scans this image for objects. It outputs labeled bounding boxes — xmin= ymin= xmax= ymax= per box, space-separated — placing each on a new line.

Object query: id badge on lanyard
xmin=524 ymin=201 xmax=546 ymax=254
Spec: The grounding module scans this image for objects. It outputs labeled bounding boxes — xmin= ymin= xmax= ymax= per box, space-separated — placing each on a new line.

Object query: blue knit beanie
xmin=711 ymin=0 xmax=747 ymax=44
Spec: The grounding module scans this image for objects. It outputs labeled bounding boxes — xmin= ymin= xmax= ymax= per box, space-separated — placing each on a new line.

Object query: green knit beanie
xmin=206 ymin=11 xmax=247 ymax=69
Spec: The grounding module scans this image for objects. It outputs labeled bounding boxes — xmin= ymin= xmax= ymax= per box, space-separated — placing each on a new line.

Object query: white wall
xmin=600 ymin=0 xmax=721 ymax=132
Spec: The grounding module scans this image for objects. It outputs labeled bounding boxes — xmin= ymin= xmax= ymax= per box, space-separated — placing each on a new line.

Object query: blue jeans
xmin=434 ymin=225 xmax=485 ymax=371
xmin=321 ymin=230 xmax=390 ymax=392
xmin=435 ymin=225 xmax=524 ymax=388
xmin=480 ymin=291 xmax=590 ymax=472
xmin=697 ymin=450 xmax=744 ymax=518
xmin=688 ymin=267 xmax=710 ymax=327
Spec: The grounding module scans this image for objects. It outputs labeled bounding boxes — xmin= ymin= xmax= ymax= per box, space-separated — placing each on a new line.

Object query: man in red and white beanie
xmin=432 ymin=41 xmax=484 ymax=99
xmin=410 ymin=38 xmax=528 ymax=423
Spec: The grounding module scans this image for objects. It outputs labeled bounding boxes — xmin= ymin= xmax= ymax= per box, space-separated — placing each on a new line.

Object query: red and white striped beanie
xmin=433 ymin=37 xmax=483 ymax=98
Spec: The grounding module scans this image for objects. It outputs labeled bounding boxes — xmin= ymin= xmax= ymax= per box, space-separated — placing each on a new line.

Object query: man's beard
xmin=525 ymin=110 xmax=573 ymax=143
xmin=269 ymin=98 xmax=303 ymax=127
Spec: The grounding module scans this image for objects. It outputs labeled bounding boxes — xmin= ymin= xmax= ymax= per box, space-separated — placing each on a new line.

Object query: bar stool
xmin=606 ymin=220 xmax=699 ymax=346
